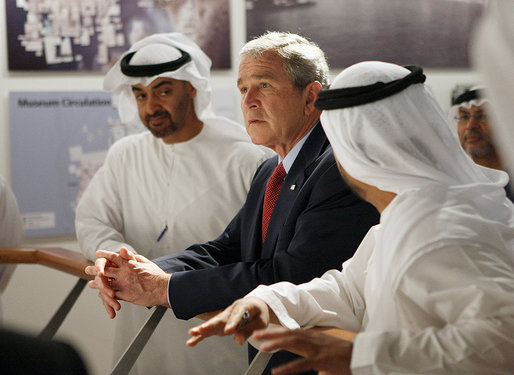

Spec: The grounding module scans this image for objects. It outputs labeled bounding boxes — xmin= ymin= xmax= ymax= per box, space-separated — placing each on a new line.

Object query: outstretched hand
xmin=85 ymin=248 xmax=171 ymax=318
xmin=187 ymin=296 xmax=273 ymax=347
xmin=187 ymin=296 xmax=354 ymax=375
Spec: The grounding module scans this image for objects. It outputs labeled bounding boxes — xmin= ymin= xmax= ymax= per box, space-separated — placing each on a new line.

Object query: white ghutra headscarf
xmin=103 ymin=32 xmax=248 ymax=140
xmin=318 ymin=61 xmax=514 ymax=296
xmin=318 ymin=61 xmax=513 ymax=223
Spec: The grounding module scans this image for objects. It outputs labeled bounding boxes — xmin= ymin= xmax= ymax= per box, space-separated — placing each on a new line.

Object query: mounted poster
xmin=6 ymin=0 xmax=231 ymax=71
xmin=246 ymin=0 xmax=485 ymax=68
xmin=8 ymin=88 xmax=237 ymax=238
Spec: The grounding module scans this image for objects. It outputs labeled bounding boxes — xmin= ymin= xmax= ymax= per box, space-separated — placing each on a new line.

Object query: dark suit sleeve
xmin=154 ymin=156 xmax=379 ymax=319
xmin=153 ymin=202 xmax=250 ymax=317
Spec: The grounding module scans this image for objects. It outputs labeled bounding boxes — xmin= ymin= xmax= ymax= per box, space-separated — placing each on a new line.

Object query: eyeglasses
xmin=454 ymin=113 xmax=488 ymax=125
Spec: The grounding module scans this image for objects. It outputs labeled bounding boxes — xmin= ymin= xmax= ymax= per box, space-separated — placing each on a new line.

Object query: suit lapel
xmin=261 ymin=122 xmax=329 ymax=257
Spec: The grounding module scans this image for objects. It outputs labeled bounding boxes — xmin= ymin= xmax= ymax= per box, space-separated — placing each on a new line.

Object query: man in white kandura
xmin=188 ymin=61 xmax=514 ymax=375
xmin=75 ymin=33 xmax=270 ymax=374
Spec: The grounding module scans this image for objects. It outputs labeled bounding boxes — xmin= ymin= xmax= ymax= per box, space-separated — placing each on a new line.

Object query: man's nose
xmin=146 ymin=96 xmax=163 ymax=114
xmin=242 ymin=87 xmax=259 ymax=109
xmin=464 ymin=114 xmax=481 ymax=129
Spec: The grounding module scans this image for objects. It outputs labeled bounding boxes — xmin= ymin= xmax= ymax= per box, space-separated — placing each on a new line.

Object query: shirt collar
xmin=280 ymin=126 xmax=315 ymax=173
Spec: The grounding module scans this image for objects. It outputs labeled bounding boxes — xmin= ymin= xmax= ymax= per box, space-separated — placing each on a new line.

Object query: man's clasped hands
xmin=85 ymin=248 xmax=353 ymax=375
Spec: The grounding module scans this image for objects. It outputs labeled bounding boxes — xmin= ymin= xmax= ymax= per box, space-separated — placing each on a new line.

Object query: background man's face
xmin=132 ymin=77 xmax=195 ymax=140
xmin=237 ymin=52 xmax=308 ymax=151
xmin=457 ymin=104 xmax=494 ymax=158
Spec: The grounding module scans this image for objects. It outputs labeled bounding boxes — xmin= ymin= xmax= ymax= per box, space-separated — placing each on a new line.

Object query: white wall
xmin=0 ymin=1 xmax=481 ymax=374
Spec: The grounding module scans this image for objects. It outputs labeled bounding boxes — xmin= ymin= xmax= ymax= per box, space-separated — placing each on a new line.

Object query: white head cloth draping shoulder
xmin=320 ymin=61 xmax=509 ymax=195
xmin=320 ymin=62 xmax=514 ymax=295
xmin=103 ymin=33 xmax=248 ymax=140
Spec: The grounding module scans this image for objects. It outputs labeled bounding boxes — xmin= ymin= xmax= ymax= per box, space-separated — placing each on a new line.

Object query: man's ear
xmin=187 ymin=82 xmax=197 ymax=98
xmin=304 ymin=81 xmax=323 ymax=116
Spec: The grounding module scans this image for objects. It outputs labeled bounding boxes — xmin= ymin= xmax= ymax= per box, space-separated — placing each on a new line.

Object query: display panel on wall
xmin=9 ymin=89 xmax=238 ymax=238
xmin=6 ymin=0 xmax=231 ymax=71
xmin=9 ymin=91 xmax=143 ymax=237
xmin=246 ymin=0 xmax=485 ymax=68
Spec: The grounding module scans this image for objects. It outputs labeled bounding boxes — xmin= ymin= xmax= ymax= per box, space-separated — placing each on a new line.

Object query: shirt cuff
xmin=167 ymin=273 xmax=173 ymax=309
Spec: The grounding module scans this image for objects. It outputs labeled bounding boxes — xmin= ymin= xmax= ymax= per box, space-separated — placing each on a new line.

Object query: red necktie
xmin=262 ymin=162 xmax=286 ymax=243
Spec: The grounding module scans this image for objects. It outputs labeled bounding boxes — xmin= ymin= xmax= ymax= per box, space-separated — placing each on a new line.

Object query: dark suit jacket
xmin=153 ymin=122 xmax=379 ymax=373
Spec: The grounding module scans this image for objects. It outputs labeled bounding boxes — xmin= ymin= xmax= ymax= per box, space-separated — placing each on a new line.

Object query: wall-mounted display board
xmin=6 ymin=0 xmax=231 ymax=71
xmin=246 ymin=0 xmax=485 ymax=68
xmin=9 ymin=91 xmax=143 ymax=237
xmin=9 ymin=89 xmax=238 ymax=238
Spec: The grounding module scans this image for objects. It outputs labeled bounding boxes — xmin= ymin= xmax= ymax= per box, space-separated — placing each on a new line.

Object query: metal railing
xmin=0 ymin=246 xmax=166 ymax=374
xmin=0 ymin=247 xmax=355 ymax=375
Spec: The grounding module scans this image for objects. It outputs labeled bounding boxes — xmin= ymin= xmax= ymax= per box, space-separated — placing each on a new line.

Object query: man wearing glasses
xmin=450 ymin=86 xmax=512 ymax=200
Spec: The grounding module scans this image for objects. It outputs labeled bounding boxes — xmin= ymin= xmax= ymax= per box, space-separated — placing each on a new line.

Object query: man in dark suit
xmin=86 ymin=31 xmax=379 ymax=373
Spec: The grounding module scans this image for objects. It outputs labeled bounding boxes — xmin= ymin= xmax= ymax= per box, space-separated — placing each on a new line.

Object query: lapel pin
xmin=290 ymin=184 xmax=296 ymax=190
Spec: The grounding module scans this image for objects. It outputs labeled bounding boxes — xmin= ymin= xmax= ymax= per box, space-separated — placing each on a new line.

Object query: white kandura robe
xmin=76 ymin=122 xmax=271 ymax=374
xmin=0 ymin=175 xmax=24 ymax=322
xmin=249 ymin=187 xmax=514 ymax=374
